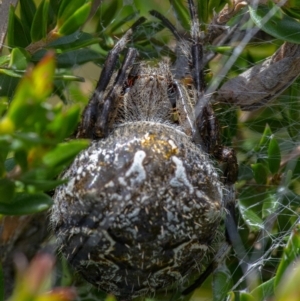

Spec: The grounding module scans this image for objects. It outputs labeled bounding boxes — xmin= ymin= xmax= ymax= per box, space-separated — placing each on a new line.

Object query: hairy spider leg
xmin=94 ymin=48 xmax=138 ymax=138
xmin=77 ymin=17 xmax=146 ymax=139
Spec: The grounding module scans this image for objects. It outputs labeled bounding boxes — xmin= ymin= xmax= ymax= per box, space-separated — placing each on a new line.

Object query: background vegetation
xmin=0 ymin=0 xmax=300 ymax=301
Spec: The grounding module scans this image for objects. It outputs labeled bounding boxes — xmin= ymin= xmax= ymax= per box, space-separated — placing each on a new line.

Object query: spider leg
xmin=77 ymin=17 xmax=146 ymax=139
xmin=77 ymin=29 xmax=133 ymax=138
xmin=94 ymin=47 xmax=138 ymax=138
xmin=149 ymin=10 xmax=181 ymax=41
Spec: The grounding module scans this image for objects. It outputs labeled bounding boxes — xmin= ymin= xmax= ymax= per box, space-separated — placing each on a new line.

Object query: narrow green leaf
xmin=7 ymin=6 xmax=29 ymax=48
xmin=31 ymin=0 xmax=47 ymax=42
xmin=0 ymin=192 xmax=53 ymax=215
xmin=0 ymin=178 xmax=15 ymax=204
xmin=8 ymin=48 xmax=29 ymax=70
xmin=42 ymin=0 xmax=50 ymax=40
xmin=275 ymin=224 xmax=300 ymax=288
xmin=249 ymin=5 xmax=300 ymax=44
xmin=43 ymin=140 xmax=89 ymax=168
xmin=54 ymin=48 xmax=102 ymax=68
xmin=255 ymin=124 xmax=272 ymax=152
xmin=197 ymin=0 xmax=208 ymax=24
xmin=262 ymin=192 xmax=278 ymax=218
xmin=57 ymin=0 xmax=89 ymax=27
xmin=252 ymin=163 xmax=269 ymax=185
xmin=268 ymin=136 xmax=281 ymax=174
xmin=58 ymin=2 xmax=92 ymax=36
xmin=20 ymin=0 xmax=36 ymax=29
xmin=213 ymin=265 xmax=233 ymax=301
xmin=19 ymin=0 xmax=36 ymax=43
xmin=170 ymin=0 xmax=190 ymax=30
xmin=98 ymin=0 xmax=121 ymax=31
xmin=47 ymin=31 xmax=100 ymax=51
xmin=240 ymin=291 xmax=255 ymax=301
xmin=251 ymin=277 xmax=275 ymax=301
xmin=239 ymin=202 xmax=264 ymax=231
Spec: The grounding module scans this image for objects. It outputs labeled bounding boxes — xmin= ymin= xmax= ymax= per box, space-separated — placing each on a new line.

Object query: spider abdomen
xmin=51 ymin=122 xmax=224 ymax=299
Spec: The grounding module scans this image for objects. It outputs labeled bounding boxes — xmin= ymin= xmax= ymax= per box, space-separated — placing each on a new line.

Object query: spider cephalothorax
xmin=51 ymin=0 xmax=238 ymax=299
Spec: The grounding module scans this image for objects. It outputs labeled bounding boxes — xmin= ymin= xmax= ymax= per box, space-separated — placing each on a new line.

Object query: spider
xmin=51 ymin=0 xmax=239 ymax=299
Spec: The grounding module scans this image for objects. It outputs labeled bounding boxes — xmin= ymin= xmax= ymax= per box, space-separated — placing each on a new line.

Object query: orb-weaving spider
xmin=51 ymin=0 xmax=240 ymax=299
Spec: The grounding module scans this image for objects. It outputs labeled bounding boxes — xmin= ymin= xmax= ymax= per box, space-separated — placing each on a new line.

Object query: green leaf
xmin=57 ymin=2 xmax=92 ymax=36
xmin=19 ymin=0 xmax=36 ymax=43
xmin=47 ymin=105 xmax=81 ymax=141
xmin=213 ymin=265 xmax=233 ymax=301
xmin=249 ymin=5 xmax=300 ymax=44
xmin=252 ymin=163 xmax=269 ymax=185
xmin=240 ymin=291 xmax=255 ymax=301
xmin=6 ymin=53 xmax=55 ymax=128
xmin=47 ymin=31 xmax=100 ymax=51
xmin=98 ymin=0 xmax=121 ymax=31
xmin=43 ymin=140 xmax=89 ymax=168
xmin=8 ymin=48 xmax=29 ymax=70
xmin=251 ymin=277 xmax=275 ymax=301
xmin=255 ymin=124 xmax=272 ymax=152
xmin=31 ymin=0 xmax=48 ymax=42
xmin=170 ymin=0 xmax=190 ymax=30
xmin=275 ymin=224 xmax=300 ymax=288
xmin=0 ymin=192 xmax=52 ymax=215
xmin=268 ymin=136 xmax=281 ymax=174
xmin=20 ymin=0 xmax=36 ymax=29
xmin=239 ymin=202 xmax=264 ymax=231
xmin=7 ymin=6 xmax=29 ymax=48
xmin=0 ymin=178 xmax=15 ymax=204
xmin=57 ymin=0 xmax=87 ymax=25
xmin=54 ymin=48 xmax=102 ymax=68
xmin=262 ymin=192 xmax=278 ymax=218
xmin=197 ymin=0 xmax=208 ymax=24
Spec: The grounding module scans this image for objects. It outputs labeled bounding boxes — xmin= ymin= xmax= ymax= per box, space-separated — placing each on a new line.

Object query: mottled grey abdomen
xmin=51 ymin=122 xmax=224 ymax=299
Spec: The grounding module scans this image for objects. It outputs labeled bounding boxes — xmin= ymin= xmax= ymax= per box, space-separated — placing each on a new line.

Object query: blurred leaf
xmin=252 ymin=163 xmax=269 ymax=185
xmin=54 ymin=48 xmax=102 ymax=68
xmin=268 ymin=136 xmax=281 ymax=174
xmin=170 ymin=0 xmax=190 ymax=30
xmin=98 ymin=0 xmax=121 ymax=31
xmin=7 ymin=6 xmax=29 ymax=48
xmin=249 ymin=5 xmax=300 ymax=44
xmin=57 ymin=0 xmax=87 ymax=26
xmin=213 ymin=265 xmax=233 ymax=301
xmin=251 ymin=277 xmax=275 ymax=301
xmin=31 ymin=0 xmax=48 ymax=42
xmin=240 ymin=291 xmax=255 ymax=301
xmin=43 ymin=140 xmax=89 ymax=168
xmin=197 ymin=0 xmax=208 ymax=24
xmin=255 ymin=124 xmax=272 ymax=152
xmin=57 ymin=2 xmax=92 ymax=36
xmin=47 ymin=105 xmax=81 ymax=141
xmin=6 ymin=52 xmax=55 ymax=128
xmin=275 ymin=224 xmax=300 ymax=287
xmin=239 ymin=202 xmax=264 ymax=231
xmin=0 ymin=264 xmax=3 ymax=301
xmin=262 ymin=192 xmax=278 ymax=218
xmin=0 ymin=178 xmax=15 ymax=204
xmin=0 ymin=192 xmax=52 ymax=215
xmin=8 ymin=48 xmax=29 ymax=70
xmin=47 ymin=31 xmax=100 ymax=51
xmin=19 ymin=0 xmax=36 ymax=43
